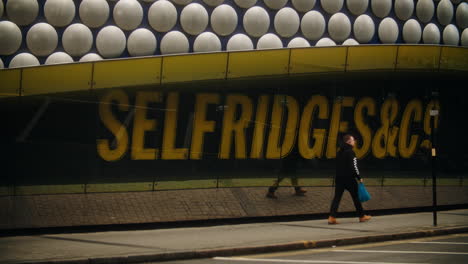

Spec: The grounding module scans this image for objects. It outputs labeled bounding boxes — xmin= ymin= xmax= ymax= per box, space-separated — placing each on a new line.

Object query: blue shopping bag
xmin=358 ymin=183 xmax=371 ymax=202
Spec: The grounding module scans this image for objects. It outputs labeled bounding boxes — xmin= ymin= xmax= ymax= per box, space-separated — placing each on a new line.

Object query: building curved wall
xmin=1 ymin=0 xmax=467 ymax=68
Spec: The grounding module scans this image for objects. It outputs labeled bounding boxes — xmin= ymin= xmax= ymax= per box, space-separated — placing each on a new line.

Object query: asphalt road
xmin=159 ymin=233 xmax=468 ymax=264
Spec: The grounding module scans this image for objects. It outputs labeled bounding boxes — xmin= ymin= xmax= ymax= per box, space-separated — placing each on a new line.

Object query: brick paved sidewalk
xmin=1 ymin=186 xmax=467 ymax=230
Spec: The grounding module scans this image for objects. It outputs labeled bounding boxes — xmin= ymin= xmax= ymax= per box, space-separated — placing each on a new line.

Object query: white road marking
xmin=410 ymin=241 xmax=468 ymax=245
xmin=213 ymin=257 xmax=428 ymax=264
xmin=333 ymin=249 xmax=468 ymax=255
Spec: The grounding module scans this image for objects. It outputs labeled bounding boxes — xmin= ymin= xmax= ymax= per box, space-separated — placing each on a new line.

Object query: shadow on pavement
xmin=277 ymin=223 xmax=376 ymax=232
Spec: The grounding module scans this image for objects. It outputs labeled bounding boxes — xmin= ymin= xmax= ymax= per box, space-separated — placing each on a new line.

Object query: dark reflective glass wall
xmin=2 ymin=72 xmax=467 ymax=195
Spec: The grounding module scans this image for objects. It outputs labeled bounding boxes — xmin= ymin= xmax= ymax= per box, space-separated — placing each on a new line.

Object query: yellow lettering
xmin=219 ymin=95 xmax=253 ymax=159
xmin=97 ymin=90 xmax=130 ymax=162
xmin=298 ymin=95 xmax=329 ymax=159
xmin=421 ymin=99 xmax=441 ymax=149
xmin=250 ymin=95 xmax=269 ymax=159
xmin=399 ymin=99 xmax=423 ymax=158
xmin=131 ymin=91 xmax=161 ymax=160
xmin=372 ymin=97 xmax=399 ymax=159
xmin=354 ymin=97 xmax=376 ymax=159
xmin=266 ymin=95 xmax=299 ymax=159
xmin=162 ymin=93 xmax=188 ymax=160
xmin=326 ymin=97 xmax=355 ymax=159
xmin=190 ymin=93 xmax=220 ymax=160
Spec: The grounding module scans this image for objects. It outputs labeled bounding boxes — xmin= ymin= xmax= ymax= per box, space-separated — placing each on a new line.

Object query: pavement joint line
xmin=332 ymin=249 xmax=468 ymax=255
xmin=410 ymin=241 xmax=468 ymax=245
xmin=13 ymin=226 xmax=468 ymax=264
xmin=212 ymin=257 xmax=430 ymax=264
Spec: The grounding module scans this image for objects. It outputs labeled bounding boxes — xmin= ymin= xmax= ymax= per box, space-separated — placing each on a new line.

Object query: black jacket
xmin=336 ymin=143 xmax=362 ymax=184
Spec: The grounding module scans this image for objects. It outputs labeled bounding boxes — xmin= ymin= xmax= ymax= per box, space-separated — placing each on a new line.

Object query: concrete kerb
xmin=16 ymin=226 xmax=468 ymax=264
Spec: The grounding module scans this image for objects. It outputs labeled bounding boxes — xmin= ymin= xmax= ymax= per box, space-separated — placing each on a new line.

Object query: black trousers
xmin=329 ymin=180 xmax=364 ymax=217
xmin=268 ymin=173 xmax=300 ymax=193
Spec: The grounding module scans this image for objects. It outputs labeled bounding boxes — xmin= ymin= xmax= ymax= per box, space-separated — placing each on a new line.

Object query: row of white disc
xmin=2 ymin=21 xmax=467 ymax=69
xmin=1 ymin=0 xmax=468 ymax=69
xmin=2 ymin=16 xmax=467 ymax=56
xmin=2 ymin=0 xmax=468 ymax=26
xmin=2 ymin=0 xmax=467 ymax=33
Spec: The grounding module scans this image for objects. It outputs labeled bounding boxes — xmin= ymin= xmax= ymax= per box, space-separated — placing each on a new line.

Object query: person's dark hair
xmin=343 ymin=134 xmax=354 ymax=144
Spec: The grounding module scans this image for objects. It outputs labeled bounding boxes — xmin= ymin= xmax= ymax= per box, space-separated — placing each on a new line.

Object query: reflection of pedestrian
xmin=328 ymin=134 xmax=371 ymax=224
xmin=266 ymin=152 xmax=307 ymax=199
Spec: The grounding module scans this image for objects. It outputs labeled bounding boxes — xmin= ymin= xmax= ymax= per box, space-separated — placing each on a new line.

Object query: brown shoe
xmin=328 ymin=216 xmax=338 ymax=225
xmin=295 ymin=188 xmax=307 ymax=196
xmin=266 ymin=192 xmax=277 ymax=199
xmin=359 ymin=215 xmax=372 ymax=222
